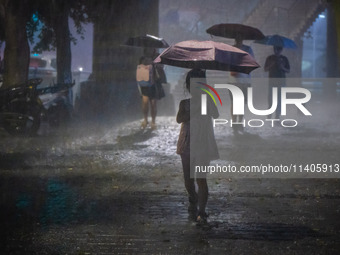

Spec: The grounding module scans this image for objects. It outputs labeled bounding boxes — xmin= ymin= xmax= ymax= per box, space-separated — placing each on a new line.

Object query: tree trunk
xmin=2 ymin=0 xmax=30 ymax=88
xmin=53 ymin=1 xmax=72 ymax=84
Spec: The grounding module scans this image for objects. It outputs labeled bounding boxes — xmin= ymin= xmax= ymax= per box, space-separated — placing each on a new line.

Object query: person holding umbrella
xmin=155 ymin=40 xmax=260 ymax=224
xmin=125 ymin=34 xmax=168 ymax=130
xmin=137 ymin=49 xmax=167 ymax=130
xmin=229 ymin=34 xmax=255 ymax=134
xmin=206 ymin=23 xmax=264 ymax=134
xmin=176 ymin=68 xmax=219 ymax=224
xmin=136 ymin=55 xmax=158 ymax=130
xmin=264 ymin=46 xmax=290 ymax=119
xmin=255 ymin=34 xmax=296 ymax=119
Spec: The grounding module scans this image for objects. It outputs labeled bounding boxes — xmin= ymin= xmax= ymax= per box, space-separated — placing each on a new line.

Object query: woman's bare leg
xmin=150 ymin=99 xmax=157 ymax=129
xmin=196 ymin=178 xmax=208 ymax=216
xmin=180 ymin=154 xmax=198 ymax=210
xmin=141 ymin=95 xmax=149 ymax=127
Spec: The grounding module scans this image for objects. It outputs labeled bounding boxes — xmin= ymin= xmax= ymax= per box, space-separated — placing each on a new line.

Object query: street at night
xmin=1 ymin=112 xmax=340 ymax=254
xmin=1 ymin=0 xmax=340 ymax=254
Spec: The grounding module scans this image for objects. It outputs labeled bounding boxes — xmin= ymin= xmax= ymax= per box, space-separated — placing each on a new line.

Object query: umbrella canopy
xmin=154 ymin=40 xmax=260 ymax=74
xmin=206 ymin=23 xmax=265 ymax=40
xmin=124 ymin=34 xmax=169 ymax=48
xmin=254 ymin=34 xmax=297 ymax=49
xmin=154 ymin=41 xmax=260 ymax=74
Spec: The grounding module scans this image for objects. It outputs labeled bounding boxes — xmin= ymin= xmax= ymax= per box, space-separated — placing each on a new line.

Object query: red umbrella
xmin=206 ymin=23 xmax=265 ymax=40
xmin=154 ymin=40 xmax=260 ymax=74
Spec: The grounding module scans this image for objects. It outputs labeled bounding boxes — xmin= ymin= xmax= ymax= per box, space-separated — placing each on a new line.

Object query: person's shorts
xmin=140 ymin=85 xmax=156 ymax=99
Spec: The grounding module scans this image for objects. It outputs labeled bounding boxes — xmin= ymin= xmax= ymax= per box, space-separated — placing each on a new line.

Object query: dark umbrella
xmin=124 ymin=34 xmax=169 ymax=48
xmin=206 ymin=23 xmax=265 ymax=40
xmin=254 ymin=34 xmax=297 ymax=49
xmin=154 ymin=40 xmax=260 ymax=74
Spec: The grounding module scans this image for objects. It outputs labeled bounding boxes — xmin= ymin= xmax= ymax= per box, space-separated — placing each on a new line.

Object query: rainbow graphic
xmin=197 ymin=82 xmax=222 ymax=106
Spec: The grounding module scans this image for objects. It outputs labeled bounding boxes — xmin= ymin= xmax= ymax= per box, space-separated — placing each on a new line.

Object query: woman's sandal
xmin=141 ymin=120 xmax=148 ymax=129
xmin=150 ymin=122 xmax=157 ymax=130
xmin=196 ymin=212 xmax=209 ymax=225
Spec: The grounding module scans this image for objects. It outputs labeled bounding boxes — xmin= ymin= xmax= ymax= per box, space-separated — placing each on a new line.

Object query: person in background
xmin=229 ymin=34 xmax=255 ymax=134
xmin=264 ymin=46 xmax=290 ymax=119
xmin=136 ymin=47 xmax=167 ymax=130
xmin=136 ymin=56 xmax=157 ymax=130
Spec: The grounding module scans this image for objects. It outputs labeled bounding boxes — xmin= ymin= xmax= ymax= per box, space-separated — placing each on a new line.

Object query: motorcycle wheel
xmin=3 ymin=101 xmax=41 ymax=136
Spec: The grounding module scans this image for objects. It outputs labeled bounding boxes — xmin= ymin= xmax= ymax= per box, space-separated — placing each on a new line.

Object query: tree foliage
xmin=31 ymin=0 xmax=92 ymax=83
xmin=32 ymin=0 xmax=92 ymax=54
xmin=0 ymin=0 xmax=93 ymax=87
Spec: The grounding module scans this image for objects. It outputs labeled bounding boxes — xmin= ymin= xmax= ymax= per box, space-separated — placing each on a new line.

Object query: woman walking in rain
xmin=136 ymin=56 xmax=158 ymax=130
xmin=176 ymin=68 xmax=219 ymax=224
xmin=136 ymin=50 xmax=166 ymax=130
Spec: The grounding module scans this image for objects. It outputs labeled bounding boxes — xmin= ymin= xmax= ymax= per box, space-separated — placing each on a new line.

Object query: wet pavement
xmin=1 ymin=112 xmax=340 ymax=254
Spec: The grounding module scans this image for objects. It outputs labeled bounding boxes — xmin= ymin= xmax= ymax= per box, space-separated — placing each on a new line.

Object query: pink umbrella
xmin=154 ymin=40 xmax=259 ymax=74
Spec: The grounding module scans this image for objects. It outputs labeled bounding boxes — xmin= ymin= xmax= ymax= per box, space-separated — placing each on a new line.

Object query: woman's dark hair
xmin=185 ymin=68 xmax=206 ymax=91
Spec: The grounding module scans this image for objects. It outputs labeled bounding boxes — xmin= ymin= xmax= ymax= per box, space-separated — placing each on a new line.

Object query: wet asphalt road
xmin=0 ymin=113 xmax=340 ymax=254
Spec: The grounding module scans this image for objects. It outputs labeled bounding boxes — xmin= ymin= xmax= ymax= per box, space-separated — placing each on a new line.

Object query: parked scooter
xmin=37 ymin=82 xmax=75 ymax=127
xmin=0 ymin=78 xmax=43 ymax=136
